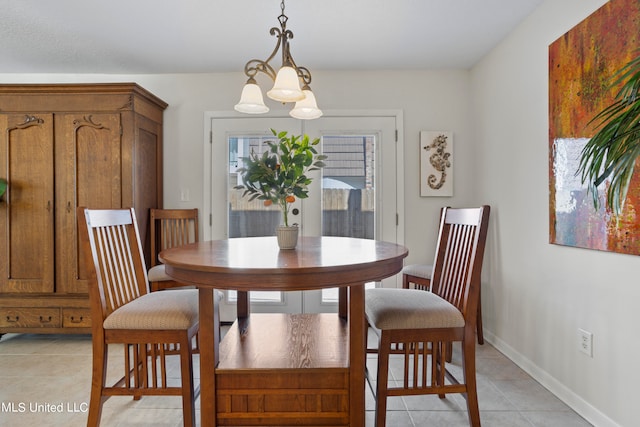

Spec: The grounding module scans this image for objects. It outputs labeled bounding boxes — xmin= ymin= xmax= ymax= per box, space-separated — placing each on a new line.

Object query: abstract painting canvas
xmin=549 ymin=0 xmax=640 ymax=255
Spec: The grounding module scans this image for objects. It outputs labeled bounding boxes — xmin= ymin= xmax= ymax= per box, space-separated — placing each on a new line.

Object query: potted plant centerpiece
xmin=235 ymin=129 xmax=326 ymax=249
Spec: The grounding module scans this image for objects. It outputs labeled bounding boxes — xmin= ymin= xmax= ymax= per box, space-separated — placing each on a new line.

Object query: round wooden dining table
xmin=160 ymin=236 xmax=408 ymax=427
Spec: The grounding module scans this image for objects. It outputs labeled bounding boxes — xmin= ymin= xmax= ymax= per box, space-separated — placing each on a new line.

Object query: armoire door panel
xmin=75 ymin=120 xmax=123 ymax=207
xmin=0 ymin=114 xmax=55 ymax=293
xmin=132 ymin=114 xmax=162 ymax=267
xmin=55 ymin=113 xmax=122 ymax=294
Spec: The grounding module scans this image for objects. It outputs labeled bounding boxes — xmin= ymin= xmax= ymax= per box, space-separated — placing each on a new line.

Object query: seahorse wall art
xmin=420 ymin=131 xmax=453 ymax=197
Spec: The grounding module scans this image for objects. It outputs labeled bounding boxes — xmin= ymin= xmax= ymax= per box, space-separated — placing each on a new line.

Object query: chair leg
xmin=461 ymin=333 xmax=481 ymax=427
xmin=374 ymin=334 xmax=392 ymax=427
xmin=436 ymin=341 xmax=447 ymax=399
xmin=179 ymin=335 xmax=196 ymax=427
xmin=88 ymin=340 xmax=108 ymax=427
xmin=133 ymin=344 xmax=146 ymax=401
xmin=476 ymin=289 xmax=484 ymax=345
xmin=445 ymin=342 xmax=453 ymax=363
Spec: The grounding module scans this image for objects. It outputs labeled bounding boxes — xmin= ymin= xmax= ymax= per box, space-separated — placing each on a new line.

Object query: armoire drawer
xmin=62 ymin=308 xmax=91 ymax=328
xmin=0 ymin=308 xmax=61 ymax=328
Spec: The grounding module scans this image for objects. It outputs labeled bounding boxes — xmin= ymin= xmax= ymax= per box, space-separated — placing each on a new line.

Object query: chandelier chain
xmin=278 ymin=0 xmax=288 ymax=30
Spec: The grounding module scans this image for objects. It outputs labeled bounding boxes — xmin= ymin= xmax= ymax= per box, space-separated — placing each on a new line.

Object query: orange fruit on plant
xmin=285 ymin=195 xmax=295 ymax=203
xmin=263 ymin=200 xmax=273 ymax=206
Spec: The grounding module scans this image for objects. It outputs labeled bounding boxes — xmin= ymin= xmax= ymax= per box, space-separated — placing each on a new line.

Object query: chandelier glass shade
xmin=267 ymin=66 xmax=304 ymax=102
xmin=234 ymin=81 xmax=270 ymax=114
xmin=234 ymin=0 xmax=322 ymax=119
xmin=290 ymin=88 xmax=323 ymax=120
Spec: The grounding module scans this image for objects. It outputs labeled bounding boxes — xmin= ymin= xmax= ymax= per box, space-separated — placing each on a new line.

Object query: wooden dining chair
xmin=366 ymin=205 xmax=490 ymax=427
xmin=149 ymin=208 xmax=199 ymax=291
xmin=402 ymin=263 xmax=484 ymax=345
xmin=77 ymin=207 xmax=201 ymax=427
xmin=401 ymin=206 xmax=484 ymax=346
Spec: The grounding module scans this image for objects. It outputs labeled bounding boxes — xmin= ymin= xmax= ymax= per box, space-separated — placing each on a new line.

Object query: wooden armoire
xmin=0 ymin=83 xmax=166 ymax=336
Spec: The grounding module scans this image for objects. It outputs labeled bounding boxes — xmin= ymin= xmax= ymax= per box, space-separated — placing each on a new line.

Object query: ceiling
xmin=0 ymin=0 xmax=544 ymax=74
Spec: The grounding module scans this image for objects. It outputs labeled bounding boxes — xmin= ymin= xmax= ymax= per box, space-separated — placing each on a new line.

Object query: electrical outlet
xmin=180 ymin=188 xmax=190 ymax=202
xmin=578 ymin=328 xmax=593 ymax=357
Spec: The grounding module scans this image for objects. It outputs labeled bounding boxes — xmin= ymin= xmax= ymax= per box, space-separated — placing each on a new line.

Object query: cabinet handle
xmin=70 ymin=316 xmax=84 ymax=323
xmin=6 ymin=315 xmax=19 ymax=323
xmin=47 ymin=201 xmax=51 ymax=212
xmin=67 ymin=201 xmax=72 ymax=213
xmin=39 ymin=316 xmax=53 ymax=323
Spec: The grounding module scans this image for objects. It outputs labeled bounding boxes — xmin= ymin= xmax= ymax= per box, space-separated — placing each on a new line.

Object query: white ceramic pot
xmin=276 ymin=225 xmax=299 ymax=249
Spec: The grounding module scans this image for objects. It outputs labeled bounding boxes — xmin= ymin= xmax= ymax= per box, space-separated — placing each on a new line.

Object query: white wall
xmin=472 ymin=1 xmax=639 ymax=426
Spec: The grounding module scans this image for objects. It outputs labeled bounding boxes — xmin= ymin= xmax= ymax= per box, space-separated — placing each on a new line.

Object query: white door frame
xmin=203 ymin=109 xmax=405 ymax=246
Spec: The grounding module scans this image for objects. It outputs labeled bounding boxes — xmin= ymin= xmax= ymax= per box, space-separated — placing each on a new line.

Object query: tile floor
xmin=0 ymin=331 xmax=592 ymax=427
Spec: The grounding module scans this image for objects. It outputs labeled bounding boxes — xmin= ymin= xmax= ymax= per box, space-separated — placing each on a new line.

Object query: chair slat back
xmin=150 ymin=209 xmax=199 ymax=267
xmin=430 ymin=206 xmax=490 ymax=324
xmin=78 ymin=208 xmax=150 ymax=321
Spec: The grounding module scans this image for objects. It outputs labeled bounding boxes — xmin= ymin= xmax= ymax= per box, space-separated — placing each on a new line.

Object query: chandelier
xmin=234 ymin=0 xmax=322 ymax=120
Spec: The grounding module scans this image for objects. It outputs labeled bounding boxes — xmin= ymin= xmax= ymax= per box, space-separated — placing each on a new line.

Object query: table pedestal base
xmin=214 ymin=313 xmax=350 ymax=426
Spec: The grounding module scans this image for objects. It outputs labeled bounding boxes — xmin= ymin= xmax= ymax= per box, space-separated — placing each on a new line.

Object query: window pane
xmin=319 ymin=283 xmax=376 ymax=304
xmin=321 ymin=135 xmax=377 ymax=302
xmin=229 ymin=136 xmax=281 ymax=238
xmin=227 ymin=291 xmax=283 ymax=303
xmin=228 ymin=135 xmax=284 ymax=304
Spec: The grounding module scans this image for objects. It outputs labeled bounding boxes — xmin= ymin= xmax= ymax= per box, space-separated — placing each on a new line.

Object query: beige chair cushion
xmin=365 ymin=288 xmax=464 ymax=330
xmin=401 ymin=264 xmax=433 ymax=279
xmin=104 ymin=289 xmax=198 ymax=330
xmin=148 ymin=264 xmax=170 ymax=282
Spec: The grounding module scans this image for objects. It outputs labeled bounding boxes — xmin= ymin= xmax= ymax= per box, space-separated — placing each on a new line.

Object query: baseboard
xmin=483 ymin=330 xmax=619 ymax=427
